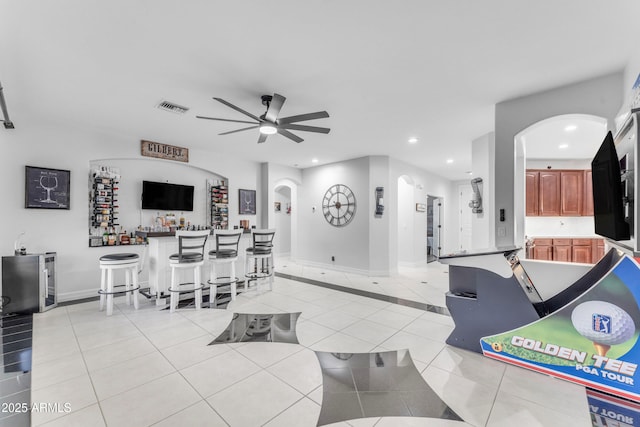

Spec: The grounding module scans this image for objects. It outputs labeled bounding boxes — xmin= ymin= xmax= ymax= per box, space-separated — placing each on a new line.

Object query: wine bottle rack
xmin=90 ymin=174 xmax=119 ymax=228
xmin=210 ymin=182 xmax=228 ymax=229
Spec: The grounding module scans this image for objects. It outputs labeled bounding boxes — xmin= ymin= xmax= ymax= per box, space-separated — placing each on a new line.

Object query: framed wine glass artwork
xmin=25 ymin=166 xmax=71 ymax=209
xmin=239 ymin=189 xmax=256 ymax=215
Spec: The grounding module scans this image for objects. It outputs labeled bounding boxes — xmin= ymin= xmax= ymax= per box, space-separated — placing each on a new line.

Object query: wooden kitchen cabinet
xmin=531 ymin=237 xmax=604 ymax=263
xmin=560 ymin=171 xmax=583 ymax=216
xmin=583 ymin=170 xmax=594 ymax=216
xmin=525 ymin=171 xmax=539 ymax=216
xmin=526 ymin=169 xmax=593 ymax=217
xmin=532 ymin=238 xmax=553 ymax=260
xmin=538 ymin=171 xmax=561 ymax=216
xmin=592 ymin=238 xmax=605 ymax=263
xmin=572 ymin=238 xmax=593 ymax=264
xmin=553 ymin=238 xmax=572 ymax=262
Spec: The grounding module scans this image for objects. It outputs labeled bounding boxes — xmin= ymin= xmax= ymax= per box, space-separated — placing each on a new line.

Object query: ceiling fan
xmin=196 ymin=93 xmax=330 ymax=143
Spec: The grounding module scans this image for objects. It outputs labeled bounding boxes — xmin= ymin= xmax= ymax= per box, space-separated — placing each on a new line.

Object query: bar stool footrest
xmin=168 ymin=283 xmax=205 ymax=293
xmin=208 ymin=276 xmax=239 ymax=286
xmin=98 ymin=284 xmax=141 ymax=296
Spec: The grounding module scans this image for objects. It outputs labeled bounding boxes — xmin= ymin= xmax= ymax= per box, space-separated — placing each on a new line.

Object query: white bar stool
xmin=168 ymin=230 xmax=209 ymax=313
xmin=245 ymin=229 xmax=276 ymax=292
xmin=99 ymin=253 xmax=140 ymax=316
xmin=208 ymin=231 xmax=243 ymax=307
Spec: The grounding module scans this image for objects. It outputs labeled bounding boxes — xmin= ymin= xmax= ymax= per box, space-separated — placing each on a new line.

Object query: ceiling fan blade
xmin=277 ymin=128 xmax=304 ymax=143
xmin=219 ymin=126 xmax=259 ymax=136
xmin=257 ymin=133 xmax=268 ymax=144
xmin=196 ymin=116 xmax=258 ymax=125
xmin=279 ymin=123 xmax=330 ymax=134
xmin=213 ymin=97 xmax=262 ymax=122
xmin=265 ymin=93 xmax=285 ymax=122
xmin=278 ymin=111 xmax=329 ymax=124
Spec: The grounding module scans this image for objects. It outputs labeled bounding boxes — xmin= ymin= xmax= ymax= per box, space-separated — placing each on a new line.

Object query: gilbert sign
xmin=141 ymin=140 xmax=189 ymax=163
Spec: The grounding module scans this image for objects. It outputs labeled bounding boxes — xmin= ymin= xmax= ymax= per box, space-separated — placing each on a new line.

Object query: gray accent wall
xmin=299 ymin=157 xmax=371 ymax=272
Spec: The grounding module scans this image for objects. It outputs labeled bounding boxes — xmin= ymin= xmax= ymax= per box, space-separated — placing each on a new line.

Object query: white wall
xmin=397 ymin=176 xmax=415 ymax=264
xmin=526 ymin=159 xmax=591 ymax=169
xmin=265 ymin=163 xmax=301 ymax=259
xmin=283 ymin=155 xmax=456 ymax=275
xmin=89 ymin=158 xmax=224 ymax=232
xmin=0 ymin=120 xmax=261 ymax=301
xmin=389 ymin=158 xmax=457 ymax=258
xmin=526 ymin=217 xmax=595 ymax=238
xmin=368 ymin=156 xmax=392 ymax=274
xmin=471 ymin=132 xmax=495 ymax=249
xmin=0 ymin=116 xmax=457 ymax=301
xmin=494 ymin=72 xmax=624 ymax=248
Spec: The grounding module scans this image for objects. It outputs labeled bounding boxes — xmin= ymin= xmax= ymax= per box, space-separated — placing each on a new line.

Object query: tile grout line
xmin=32 ymin=307 xmax=98 ymax=426
xmin=483 ymin=364 xmax=508 ymax=427
xmin=51 ymin=273 xmax=456 ymax=426
xmin=275 ymin=272 xmax=451 ymax=317
xmin=72 ymin=303 xmax=112 ymax=427
xmin=115 ymin=305 xmax=235 ymax=426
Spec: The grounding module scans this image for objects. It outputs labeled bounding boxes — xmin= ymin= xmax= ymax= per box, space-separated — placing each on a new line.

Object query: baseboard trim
xmin=295 ymin=259 xmax=390 ymax=277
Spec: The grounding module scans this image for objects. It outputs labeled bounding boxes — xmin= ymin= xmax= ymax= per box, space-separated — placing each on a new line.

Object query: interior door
xmin=426 ymin=196 xmax=437 ymax=262
xmin=433 ymin=197 xmax=443 ymax=258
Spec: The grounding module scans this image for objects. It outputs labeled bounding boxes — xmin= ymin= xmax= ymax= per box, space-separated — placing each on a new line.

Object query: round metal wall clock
xmin=322 ymin=184 xmax=356 ymax=227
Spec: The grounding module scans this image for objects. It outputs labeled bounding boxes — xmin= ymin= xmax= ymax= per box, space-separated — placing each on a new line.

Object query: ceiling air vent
xmin=156 ymin=100 xmax=189 ymax=114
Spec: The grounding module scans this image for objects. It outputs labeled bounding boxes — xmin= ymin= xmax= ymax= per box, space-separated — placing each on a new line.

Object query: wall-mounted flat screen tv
xmin=142 ymin=180 xmax=194 ymax=211
xmin=591 ymin=131 xmax=630 ymax=241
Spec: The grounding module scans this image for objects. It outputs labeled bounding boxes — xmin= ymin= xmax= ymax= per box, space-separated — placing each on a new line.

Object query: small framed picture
xmin=274 ymin=201 xmax=281 ymax=212
xmin=239 ymin=189 xmax=256 ymax=215
xmin=415 ymin=203 xmax=426 ymax=212
xmin=25 ymin=166 xmax=71 ymax=209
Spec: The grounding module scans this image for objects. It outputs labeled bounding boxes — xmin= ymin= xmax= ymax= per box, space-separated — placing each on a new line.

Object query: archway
xmin=514 ymin=114 xmax=608 ymax=252
xmin=271 ymin=178 xmax=298 ymax=260
xmin=273 ymin=184 xmax=292 ymax=256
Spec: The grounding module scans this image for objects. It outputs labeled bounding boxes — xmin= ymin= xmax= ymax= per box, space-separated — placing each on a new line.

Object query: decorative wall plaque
xmin=141 ymin=140 xmax=189 ymax=163
xmin=25 ymin=166 xmax=71 ymax=209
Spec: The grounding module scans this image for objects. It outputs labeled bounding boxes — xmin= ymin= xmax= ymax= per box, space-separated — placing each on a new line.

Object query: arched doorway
xmin=271 ymin=179 xmax=298 ymax=260
xmin=514 ymin=114 xmax=608 ymax=252
xmin=273 ymin=184 xmax=292 ymax=256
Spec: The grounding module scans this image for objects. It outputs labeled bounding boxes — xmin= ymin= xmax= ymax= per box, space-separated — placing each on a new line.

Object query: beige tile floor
xmin=29 ymin=259 xmax=591 ymax=426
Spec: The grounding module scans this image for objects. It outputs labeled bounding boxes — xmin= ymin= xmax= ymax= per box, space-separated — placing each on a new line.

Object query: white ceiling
xmin=2 ymin=1 xmax=640 ymax=180
xmin=520 ymin=114 xmax=608 ymax=160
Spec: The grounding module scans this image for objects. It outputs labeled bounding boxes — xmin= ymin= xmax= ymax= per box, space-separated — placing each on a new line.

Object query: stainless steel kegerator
xmin=1 ymin=253 xmax=57 ymax=314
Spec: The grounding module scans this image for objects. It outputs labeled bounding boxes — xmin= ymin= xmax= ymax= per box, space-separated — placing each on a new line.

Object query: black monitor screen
xmin=591 ymin=131 xmax=630 ymax=241
xmin=141 ymin=180 xmax=194 ymax=211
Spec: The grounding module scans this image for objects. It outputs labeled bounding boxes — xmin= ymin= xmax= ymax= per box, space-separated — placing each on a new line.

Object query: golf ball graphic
xmin=571 ymin=300 xmax=636 ymax=356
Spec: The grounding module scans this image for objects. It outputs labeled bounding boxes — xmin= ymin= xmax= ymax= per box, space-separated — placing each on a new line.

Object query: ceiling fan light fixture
xmin=259 ymin=124 xmax=278 ymax=135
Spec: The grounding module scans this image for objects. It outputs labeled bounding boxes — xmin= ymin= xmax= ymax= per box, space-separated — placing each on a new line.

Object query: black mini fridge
xmin=1 ymin=253 xmax=57 ymax=314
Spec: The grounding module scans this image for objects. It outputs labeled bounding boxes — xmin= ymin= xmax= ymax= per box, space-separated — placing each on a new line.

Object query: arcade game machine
xmin=440 ymin=113 xmax=640 ymax=401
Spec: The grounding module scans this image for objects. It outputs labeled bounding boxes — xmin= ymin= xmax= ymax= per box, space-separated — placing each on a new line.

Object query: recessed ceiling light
xmin=311 ymin=158 xmax=318 ymax=163
xmin=446 ymin=159 xmax=454 ymax=164
xmin=564 ymin=125 xmax=577 ymax=132
xmin=558 ymin=143 xmax=569 ymax=149
xmin=408 ymin=137 xmax=418 ymax=144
